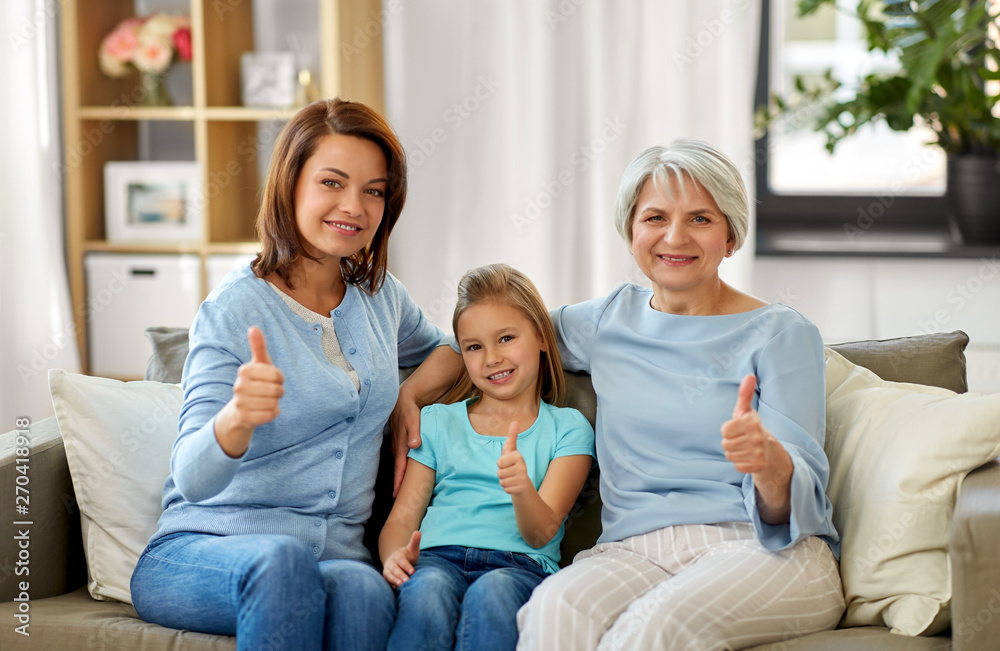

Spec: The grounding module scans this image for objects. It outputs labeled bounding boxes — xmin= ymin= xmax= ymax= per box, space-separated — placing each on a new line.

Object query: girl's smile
xmin=457 ymin=300 xmax=547 ymax=410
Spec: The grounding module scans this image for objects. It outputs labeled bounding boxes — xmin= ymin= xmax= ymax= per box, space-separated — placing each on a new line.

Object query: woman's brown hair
xmin=441 ymin=263 xmax=565 ymax=407
xmin=251 ymin=98 xmax=407 ymax=293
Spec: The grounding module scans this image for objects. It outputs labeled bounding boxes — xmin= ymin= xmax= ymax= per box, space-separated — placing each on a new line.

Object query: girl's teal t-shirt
xmin=408 ymin=400 xmax=595 ymax=574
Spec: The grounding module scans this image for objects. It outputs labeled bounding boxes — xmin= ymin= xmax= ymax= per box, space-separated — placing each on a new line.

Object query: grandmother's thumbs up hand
xmin=721 ymin=375 xmax=795 ymax=523
xmin=721 ymin=375 xmax=769 ymax=474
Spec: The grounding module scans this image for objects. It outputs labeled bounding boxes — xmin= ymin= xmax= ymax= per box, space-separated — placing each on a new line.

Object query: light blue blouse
xmin=552 ymin=283 xmax=840 ymax=556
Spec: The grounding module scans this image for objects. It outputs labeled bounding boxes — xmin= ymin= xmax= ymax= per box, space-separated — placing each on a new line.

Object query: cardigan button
xmin=364 ymin=379 xmax=371 ymax=386
xmin=349 ymin=347 xmax=356 ymax=354
xmin=334 ymin=309 xmax=342 ymax=317
xmin=328 ymin=491 xmax=337 ymax=499
xmin=336 ymin=451 xmax=344 ymax=459
xmin=313 ymin=520 xmax=321 ymax=527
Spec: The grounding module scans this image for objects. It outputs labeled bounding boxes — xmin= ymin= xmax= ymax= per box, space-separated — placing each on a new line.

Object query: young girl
xmin=380 ymin=263 xmax=595 ymax=651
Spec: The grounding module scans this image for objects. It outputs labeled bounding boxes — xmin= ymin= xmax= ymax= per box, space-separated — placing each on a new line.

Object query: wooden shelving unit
xmin=61 ymin=0 xmax=384 ymax=373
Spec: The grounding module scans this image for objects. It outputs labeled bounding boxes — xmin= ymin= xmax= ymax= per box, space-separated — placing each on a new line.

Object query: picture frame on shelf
xmin=240 ymin=51 xmax=297 ymax=108
xmin=104 ymin=161 xmax=202 ymax=243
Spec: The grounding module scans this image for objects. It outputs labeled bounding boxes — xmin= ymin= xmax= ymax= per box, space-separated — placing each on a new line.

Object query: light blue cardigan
xmin=149 ymin=264 xmax=443 ymax=563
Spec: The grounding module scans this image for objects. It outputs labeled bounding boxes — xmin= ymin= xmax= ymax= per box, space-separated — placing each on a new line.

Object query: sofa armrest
xmin=0 ymin=417 xmax=86 ymax=602
xmin=950 ymin=459 xmax=1000 ymax=651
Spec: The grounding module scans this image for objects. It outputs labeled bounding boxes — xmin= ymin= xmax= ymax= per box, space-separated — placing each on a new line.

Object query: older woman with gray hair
xmin=515 ymin=139 xmax=844 ymax=649
xmin=394 ymin=139 xmax=844 ymax=650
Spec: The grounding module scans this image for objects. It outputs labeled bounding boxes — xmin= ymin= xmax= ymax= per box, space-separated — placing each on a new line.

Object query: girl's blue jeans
xmin=387 ymin=545 xmax=549 ymax=651
xmin=130 ymin=532 xmax=395 ymax=651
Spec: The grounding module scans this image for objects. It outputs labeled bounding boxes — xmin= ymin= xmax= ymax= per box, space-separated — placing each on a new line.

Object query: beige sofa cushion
xmin=824 ymin=348 xmax=1000 ymax=636
xmin=48 ymin=370 xmax=181 ymax=604
xmin=828 ymin=331 xmax=969 ymax=393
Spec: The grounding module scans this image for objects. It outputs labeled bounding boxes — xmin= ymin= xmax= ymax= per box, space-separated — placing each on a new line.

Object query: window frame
xmin=753 ymin=0 xmax=950 ymax=233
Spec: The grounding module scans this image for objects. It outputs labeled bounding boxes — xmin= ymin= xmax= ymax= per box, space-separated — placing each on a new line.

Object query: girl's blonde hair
xmin=441 ymin=263 xmax=565 ymax=407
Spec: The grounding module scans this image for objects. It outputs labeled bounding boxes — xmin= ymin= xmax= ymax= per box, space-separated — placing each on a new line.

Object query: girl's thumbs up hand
xmin=497 ymin=421 xmax=531 ymax=495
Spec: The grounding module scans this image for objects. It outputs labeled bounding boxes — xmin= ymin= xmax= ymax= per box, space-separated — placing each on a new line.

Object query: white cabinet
xmin=85 ymin=253 xmax=201 ymax=379
xmin=753 ymin=256 xmax=1000 ymax=393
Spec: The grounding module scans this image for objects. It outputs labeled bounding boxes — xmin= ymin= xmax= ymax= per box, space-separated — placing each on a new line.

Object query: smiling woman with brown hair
xmin=130 ymin=98 xmax=452 ymax=651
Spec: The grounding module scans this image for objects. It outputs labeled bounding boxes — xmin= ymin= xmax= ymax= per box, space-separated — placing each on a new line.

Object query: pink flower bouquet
xmin=99 ymin=13 xmax=193 ymax=78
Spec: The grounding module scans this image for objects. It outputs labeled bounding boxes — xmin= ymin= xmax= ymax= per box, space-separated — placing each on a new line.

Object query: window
xmin=755 ymin=0 xmax=950 ymax=240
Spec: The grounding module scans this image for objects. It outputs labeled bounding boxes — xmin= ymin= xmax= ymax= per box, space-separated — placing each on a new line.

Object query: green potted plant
xmin=756 ymin=0 xmax=1000 ymax=242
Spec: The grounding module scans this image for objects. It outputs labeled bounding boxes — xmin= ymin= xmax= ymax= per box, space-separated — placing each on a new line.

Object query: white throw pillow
xmin=48 ymin=369 xmax=181 ymax=604
xmin=823 ymin=349 xmax=1000 ymax=636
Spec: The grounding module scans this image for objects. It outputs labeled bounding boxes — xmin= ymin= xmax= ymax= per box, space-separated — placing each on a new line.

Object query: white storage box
xmin=206 ymin=253 xmax=257 ymax=294
xmin=85 ymin=253 xmax=202 ymax=379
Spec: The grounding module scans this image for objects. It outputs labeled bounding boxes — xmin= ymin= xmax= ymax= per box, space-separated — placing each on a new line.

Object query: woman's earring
xmin=726 ymin=249 xmax=733 ymax=256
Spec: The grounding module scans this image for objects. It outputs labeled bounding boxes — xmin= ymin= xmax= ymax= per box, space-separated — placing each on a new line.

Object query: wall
xmin=753 ymin=256 xmax=1000 ymax=393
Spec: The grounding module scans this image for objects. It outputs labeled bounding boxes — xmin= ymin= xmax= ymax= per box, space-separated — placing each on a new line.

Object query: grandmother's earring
xmin=726 ymin=249 xmax=733 ymax=256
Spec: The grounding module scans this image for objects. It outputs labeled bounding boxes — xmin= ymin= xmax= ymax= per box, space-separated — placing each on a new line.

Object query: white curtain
xmin=0 ymin=1 xmax=80 ymax=427
xmin=385 ymin=0 xmax=761 ymax=329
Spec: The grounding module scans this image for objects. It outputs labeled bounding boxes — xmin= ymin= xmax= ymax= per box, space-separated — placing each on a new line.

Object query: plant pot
xmin=946 ymin=153 xmax=1000 ymax=244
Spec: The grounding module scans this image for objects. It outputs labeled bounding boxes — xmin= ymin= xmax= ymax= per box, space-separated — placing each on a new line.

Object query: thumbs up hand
xmin=230 ymin=326 xmax=285 ymax=429
xmin=721 ymin=374 xmax=795 ymax=524
xmin=248 ymin=325 xmax=273 ymax=365
xmin=721 ymin=374 xmax=793 ymax=480
xmin=497 ymin=421 xmax=531 ymax=495
xmin=215 ymin=327 xmax=285 ymax=458
xmin=720 ymin=375 xmax=769 ymax=474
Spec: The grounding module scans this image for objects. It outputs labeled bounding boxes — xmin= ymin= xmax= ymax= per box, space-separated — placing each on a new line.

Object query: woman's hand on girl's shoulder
xmin=390 ymin=388 xmax=423 ymax=497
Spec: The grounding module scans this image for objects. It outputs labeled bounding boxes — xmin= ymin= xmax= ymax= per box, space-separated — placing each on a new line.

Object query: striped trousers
xmin=516 ymin=522 xmax=844 ymax=651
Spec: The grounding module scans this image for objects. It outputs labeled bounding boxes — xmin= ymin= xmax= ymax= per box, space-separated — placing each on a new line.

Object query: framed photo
xmin=104 ymin=162 xmax=202 ymax=243
xmin=241 ymin=51 xmax=297 ymax=108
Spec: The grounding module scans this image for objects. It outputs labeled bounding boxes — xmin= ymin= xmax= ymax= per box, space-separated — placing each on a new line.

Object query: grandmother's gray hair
xmin=613 ymin=139 xmax=749 ymax=253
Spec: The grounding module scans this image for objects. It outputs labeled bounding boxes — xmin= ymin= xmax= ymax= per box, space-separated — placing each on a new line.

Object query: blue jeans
xmin=387 ymin=545 xmax=549 ymax=651
xmin=130 ymin=532 xmax=395 ymax=651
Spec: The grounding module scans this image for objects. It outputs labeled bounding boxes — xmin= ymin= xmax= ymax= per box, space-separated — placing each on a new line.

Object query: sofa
xmin=2 ymin=329 xmax=999 ymax=650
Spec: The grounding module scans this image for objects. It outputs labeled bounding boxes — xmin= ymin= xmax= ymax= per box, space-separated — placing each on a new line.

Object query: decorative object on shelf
xmin=756 ymin=0 xmax=1000 ymax=243
xmin=240 ymin=51 xmax=297 ymax=108
xmin=104 ymin=161 xmax=202 ymax=243
xmin=288 ymin=32 xmax=321 ymax=106
xmin=98 ymin=12 xmax=193 ymax=107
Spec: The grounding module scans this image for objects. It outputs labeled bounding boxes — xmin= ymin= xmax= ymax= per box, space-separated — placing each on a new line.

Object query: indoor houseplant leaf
xmin=757 ymin=0 xmax=1000 ymax=242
